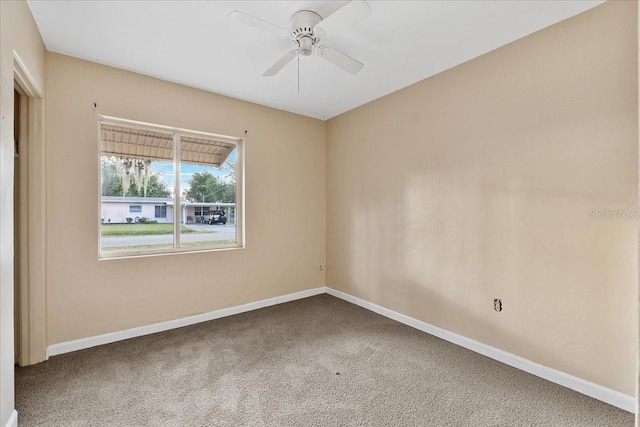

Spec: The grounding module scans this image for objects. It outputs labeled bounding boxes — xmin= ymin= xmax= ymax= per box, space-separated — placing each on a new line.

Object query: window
xmin=99 ymin=115 xmax=243 ymax=257
xmin=194 ymin=206 xmax=210 ymax=216
xmin=155 ymin=205 xmax=167 ymax=219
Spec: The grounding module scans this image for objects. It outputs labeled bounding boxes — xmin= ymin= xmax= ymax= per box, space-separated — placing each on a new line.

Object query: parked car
xmin=208 ymin=210 xmax=227 ymax=225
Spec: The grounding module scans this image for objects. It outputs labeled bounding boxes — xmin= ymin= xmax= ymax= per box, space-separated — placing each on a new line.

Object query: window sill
xmin=98 ymin=243 xmax=244 ymax=261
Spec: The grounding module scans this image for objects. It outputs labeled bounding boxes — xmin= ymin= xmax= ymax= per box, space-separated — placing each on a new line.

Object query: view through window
xmin=99 ymin=116 xmax=242 ymax=257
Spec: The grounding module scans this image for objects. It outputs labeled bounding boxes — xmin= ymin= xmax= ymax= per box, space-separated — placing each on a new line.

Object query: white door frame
xmin=13 ymin=52 xmax=46 ymax=365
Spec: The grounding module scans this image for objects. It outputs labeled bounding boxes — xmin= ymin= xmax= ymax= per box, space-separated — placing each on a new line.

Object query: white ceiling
xmin=27 ymin=0 xmax=603 ymax=120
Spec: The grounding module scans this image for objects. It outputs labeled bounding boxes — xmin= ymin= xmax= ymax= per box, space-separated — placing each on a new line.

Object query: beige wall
xmin=45 ymin=53 xmax=326 ymax=345
xmin=327 ymin=0 xmax=638 ymax=397
xmin=3 ymin=1 xmax=639 ymax=423
xmin=0 ymin=0 xmax=46 ymax=424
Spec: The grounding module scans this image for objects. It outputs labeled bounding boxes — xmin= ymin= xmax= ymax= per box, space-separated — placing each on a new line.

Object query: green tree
xmin=101 ymin=156 xmax=120 ymax=196
xmin=108 ymin=174 xmax=171 ymax=198
xmin=101 ymin=157 xmax=171 ymax=197
xmin=184 ymin=170 xmax=235 ymax=203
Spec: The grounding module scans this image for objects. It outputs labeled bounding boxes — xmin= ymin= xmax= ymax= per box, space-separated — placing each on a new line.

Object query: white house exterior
xmin=101 ymin=197 xmax=174 ymax=224
xmin=101 ymin=197 xmax=236 ymax=224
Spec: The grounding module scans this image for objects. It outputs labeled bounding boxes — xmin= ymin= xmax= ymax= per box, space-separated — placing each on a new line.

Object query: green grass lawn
xmin=101 ymin=223 xmax=207 ymax=237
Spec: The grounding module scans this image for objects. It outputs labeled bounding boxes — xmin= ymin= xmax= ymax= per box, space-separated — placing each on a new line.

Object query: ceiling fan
xmin=229 ymin=1 xmax=370 ymax=77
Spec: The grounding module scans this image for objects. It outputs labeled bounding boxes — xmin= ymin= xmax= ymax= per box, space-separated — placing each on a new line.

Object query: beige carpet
xmin=16 ymin=294 xmax=633 ymax=426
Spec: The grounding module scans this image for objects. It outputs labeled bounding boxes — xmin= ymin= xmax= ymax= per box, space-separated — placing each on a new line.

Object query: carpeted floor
xmin=16 ymin=294 xmax=633 ymax=426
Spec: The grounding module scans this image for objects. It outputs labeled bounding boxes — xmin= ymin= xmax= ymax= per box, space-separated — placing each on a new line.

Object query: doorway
xmin=13 ymin=83 xmax=28 ymax=365
xmin=12 ymin=53 xmax=47 ymax=366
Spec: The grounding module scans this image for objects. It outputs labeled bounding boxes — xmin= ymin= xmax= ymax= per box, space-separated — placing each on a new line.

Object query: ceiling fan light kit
xmin=229 ymin=0 xmax=370 ymax=79
xmin=290 ymin=10 xmax=322 ymax=57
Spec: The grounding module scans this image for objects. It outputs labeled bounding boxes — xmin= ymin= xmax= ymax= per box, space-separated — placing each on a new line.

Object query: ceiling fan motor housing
xmin=289 ymin=10 xmax=322 ymax=56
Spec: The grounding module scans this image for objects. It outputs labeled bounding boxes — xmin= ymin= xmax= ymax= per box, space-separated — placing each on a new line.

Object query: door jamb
xmin=13 ymin=52 xmax=46 ymax=365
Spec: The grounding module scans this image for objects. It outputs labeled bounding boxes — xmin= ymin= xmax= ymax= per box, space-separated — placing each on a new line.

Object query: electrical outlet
xmin=493 ymin=298 xmax=502 ymax=312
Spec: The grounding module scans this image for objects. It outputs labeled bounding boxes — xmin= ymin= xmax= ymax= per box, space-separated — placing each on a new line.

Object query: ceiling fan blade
xmin=317 ymin=45 xmax=363 ymax=74
xmin=229 ymin=11 xmax=289 ymax=37
xmin=263 ymin=50 xmax=298 ymax=76
xmin=315 ymin=0 xmax=371 ymax=35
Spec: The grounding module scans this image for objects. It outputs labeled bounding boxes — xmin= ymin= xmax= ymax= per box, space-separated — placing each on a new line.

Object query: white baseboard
xmin=47 ymin=287 xmax=326 ymax=357
xmin=44 ymin=285 xmax=635 ymax=414
xmin=5 ymin=410 xmax=17 ymax=427
xmin=325 ymin=287 xmax=635 ymax=414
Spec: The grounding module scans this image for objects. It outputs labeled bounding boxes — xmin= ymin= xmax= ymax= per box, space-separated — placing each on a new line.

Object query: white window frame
xmin=98 ymin=115 xmax=244 ymax=259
